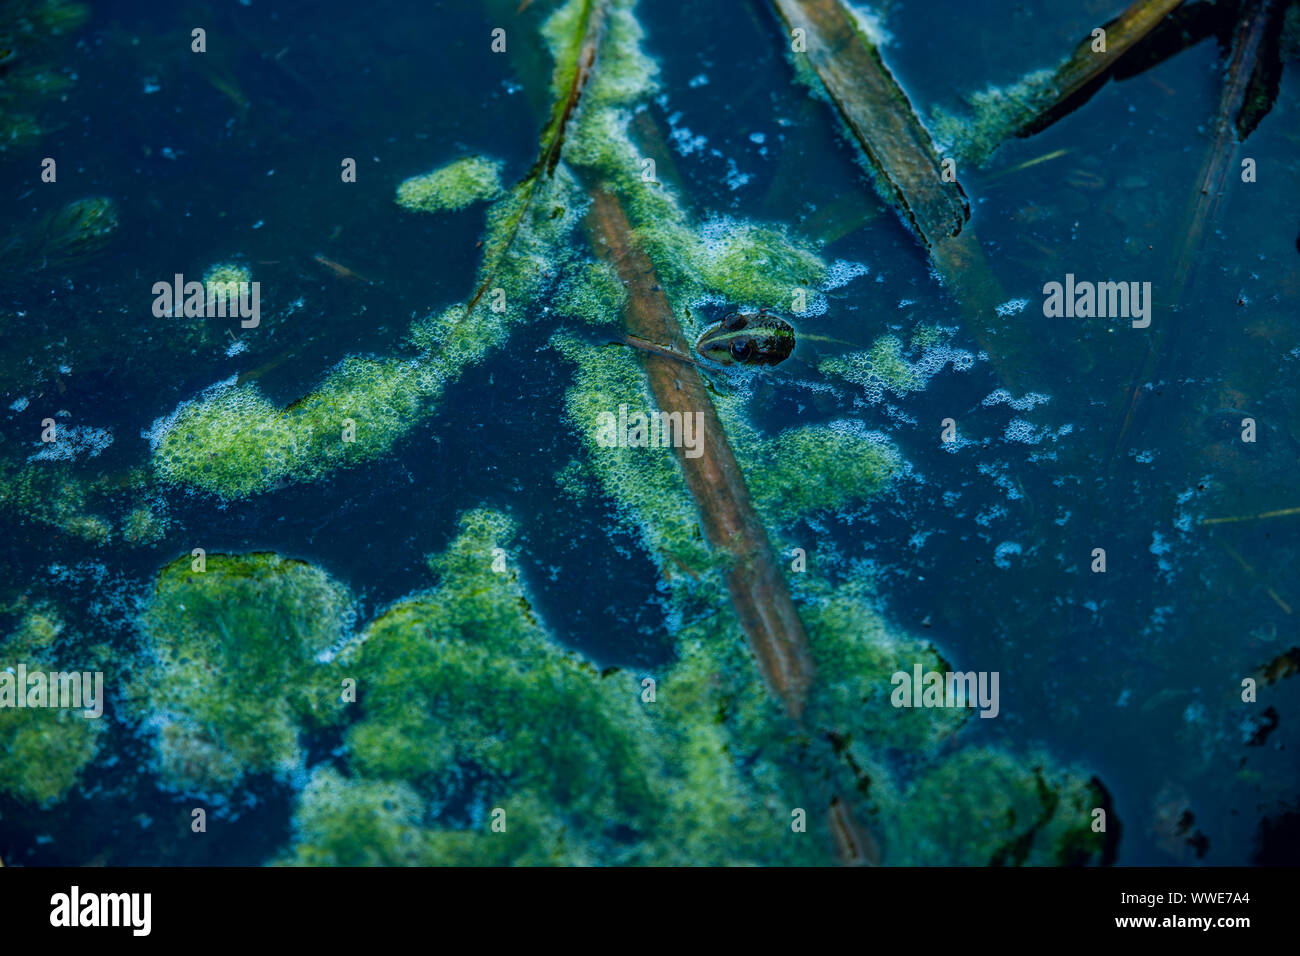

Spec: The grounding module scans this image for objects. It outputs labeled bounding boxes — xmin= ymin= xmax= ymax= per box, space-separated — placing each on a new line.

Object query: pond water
xmin=1 ymin=0 xmax=1297 ymax=866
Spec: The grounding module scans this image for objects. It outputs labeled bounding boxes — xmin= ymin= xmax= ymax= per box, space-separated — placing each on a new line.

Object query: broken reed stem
xmin=770 ymin=0 xmax=967 ymax=247
xmin=1108 ymin=0 xmax=1277 ymax=463
xmin=464 ymin=0 xmax=610 ymax=318
xmin=584 ymin=189 xmax=816 ymax=718
xmin=768 ymin=0 xmax=1042 ymax=393
xmin=1216 ymin=539 xmax=1293 ymax=615
xmin=1018 ymin=0 xmax=1186 ymax=138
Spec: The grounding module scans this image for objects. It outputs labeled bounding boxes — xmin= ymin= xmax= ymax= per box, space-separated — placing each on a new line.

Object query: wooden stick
xmin=586 ymin=189 xmax=817 ymax=717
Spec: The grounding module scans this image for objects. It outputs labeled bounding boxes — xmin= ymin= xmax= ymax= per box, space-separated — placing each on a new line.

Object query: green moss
xmin=882 ymin=747 xmax=1107 ymax=865
xmin=131 ymin=552 xmax=353 ymax=793
xmin=0 ymin=609 xmax=102 ymax=806
xmin=395 ymin=156 xmax=504 ymax=213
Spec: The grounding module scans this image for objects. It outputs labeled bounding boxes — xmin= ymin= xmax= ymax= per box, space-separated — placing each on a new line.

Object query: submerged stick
xmin=1201 ymin=505 xmax=1300 ymax=526
xmin=1107 ymin=0 xmax=1278 ymax=464
xmin=586 ymin=189 xmax=816 ymax=718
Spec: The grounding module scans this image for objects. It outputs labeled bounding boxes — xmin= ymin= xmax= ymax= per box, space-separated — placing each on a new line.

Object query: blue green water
xmin=1 ymin=0 xmax=1297 ymax=865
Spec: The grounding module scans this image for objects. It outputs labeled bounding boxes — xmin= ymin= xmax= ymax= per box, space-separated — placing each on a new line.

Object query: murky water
xmin=1 ymin=0 xmax=1297 ymax=865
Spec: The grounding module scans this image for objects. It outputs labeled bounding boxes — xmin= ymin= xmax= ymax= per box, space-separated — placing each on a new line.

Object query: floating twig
xmin=1201 ymin=505 xmax=1300 ymax=525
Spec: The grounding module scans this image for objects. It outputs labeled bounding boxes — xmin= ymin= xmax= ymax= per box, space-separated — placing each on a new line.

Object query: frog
xmin=694 ymin=309 xmax=796 ymax=367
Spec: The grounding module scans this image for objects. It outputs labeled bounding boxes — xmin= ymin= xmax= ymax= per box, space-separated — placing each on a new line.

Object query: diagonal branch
xmin=464 ymin=0 xmax=610 ymax=318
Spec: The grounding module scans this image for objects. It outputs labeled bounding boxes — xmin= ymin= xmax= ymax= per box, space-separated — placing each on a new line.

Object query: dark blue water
xmin=1 ymin=0 xmax=1297 ymax=866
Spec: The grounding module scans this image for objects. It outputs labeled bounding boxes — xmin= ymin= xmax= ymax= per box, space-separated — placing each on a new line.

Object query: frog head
xmin=694 ymin=310 xmax=795 ymax=366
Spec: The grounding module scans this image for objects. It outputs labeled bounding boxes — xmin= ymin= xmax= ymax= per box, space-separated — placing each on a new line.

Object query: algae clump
xmin=395 ymin=156 xmax=504 ymax=213
xmin=285 ymin=507 xmax=666 ymax=865
xmin=132 ymin=552 xmax=353 ymax=794
xmin=0 ymin=608 xmax=103 ymax=806
xmin=882 ymin=747 xmax=1109 ymax=865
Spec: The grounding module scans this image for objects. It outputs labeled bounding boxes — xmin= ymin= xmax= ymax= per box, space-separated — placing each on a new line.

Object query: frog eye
xmin=730 ymin=339 xmax=755 ymax=361
xmin=722 ymin=311 xmax=747 ymax=331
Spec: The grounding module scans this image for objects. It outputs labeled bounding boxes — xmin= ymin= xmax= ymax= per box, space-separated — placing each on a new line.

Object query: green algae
xmin=121 ymin=0 xmax=1118 ymax=867
xmin=156 ymin=164 xmax=586 ymax=500
xmin=0 ymin=458 xmax=123 ymax=545
xmin=928 ymin=69 xmax=1058 ymax=166
xmin=819 ymin=335 xmax=921 ymax=396
xmin=36 ymin=196 xmax=119 ymax=260
xmin=284 ymin=508 xmax=669 ymax=864
xmin=0 ymin=1 xmax=89 ymax=151
xmin=552 ymin=259 xmax=626 ymax=326
xmin=121 ymin=504 xmax=168 ymax=546
xmin=202 ymin=262 xmax=252 ymax=308
xmin=882 ymin=747 xmax=1107 ymax=866
xmin=151 ymin=357 xmax=427 ymax=498
xmin=395 ymin=156 xmax=504 ymax=213
xmin=741 ymin=420 xmax=902 ymax=522
xmin=552 ymin=332 xmax=718 ymax=578
xmin=255 ymin=501 xmax=1108 ymax=866
xmin=131 ymin=552 xmax=352 ymax=793
xmin=283 ymin=507 xmax=835 ymax=866
xmin=0 ymin=608 xmax=103 ymax=806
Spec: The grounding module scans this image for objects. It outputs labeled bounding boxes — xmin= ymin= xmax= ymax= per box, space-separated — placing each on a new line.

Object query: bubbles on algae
xmin=150 ymin=357 xmax=427 ymax=498
xmin=0 ymin=457 xmax=160 ymax=546
xmin=554 ymin=333 xmax=903 ymax=541
xmin=819 ymin=328 xmax=975 ymax=404
xmin=394 ymin=156 xmax=504 ymax=213
xmin=129 ymin=552 xmax=353 ymax=795
xmin=0 ymin=607 xmax=103 ymax=806
xmin=202 ymin=262 xmax=251 ymax=306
